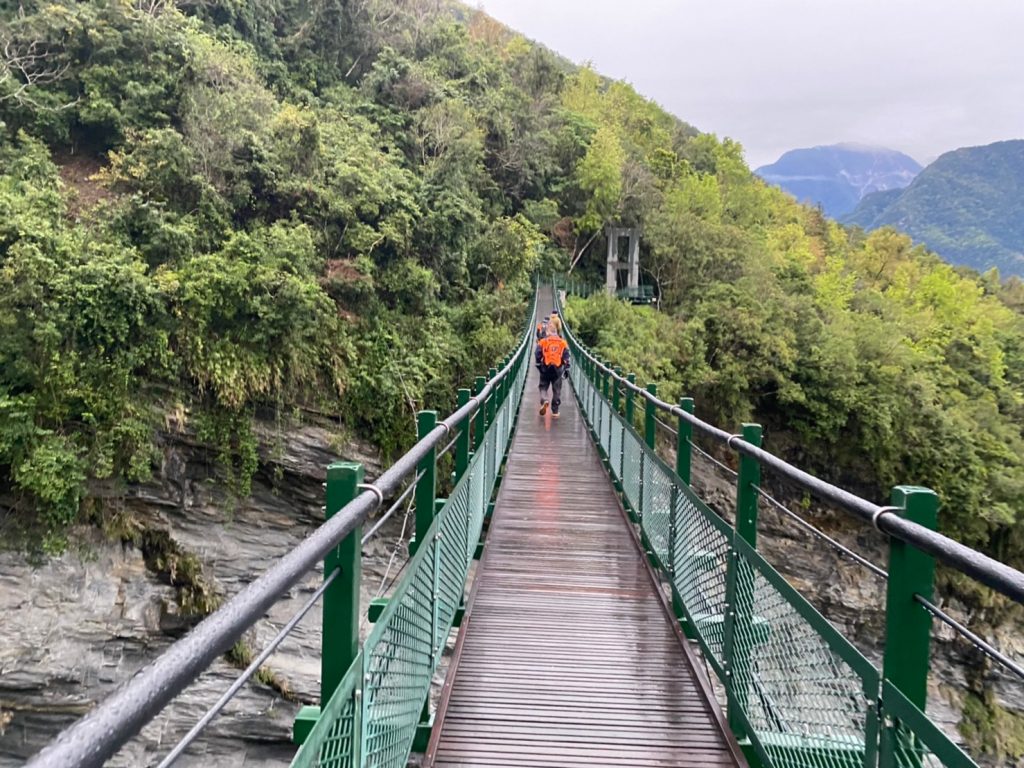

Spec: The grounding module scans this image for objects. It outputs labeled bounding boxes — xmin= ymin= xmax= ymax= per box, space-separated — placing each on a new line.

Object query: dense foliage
xmin=844 ymin=140 xmax=1024 ymax=277
xmin=564 ymin=153 xmax=1024 ymax=576
xmin=0 ymin=0 xmax=560 ymax=552
xmin=2 ymin=0 xmax=1022 ymax=587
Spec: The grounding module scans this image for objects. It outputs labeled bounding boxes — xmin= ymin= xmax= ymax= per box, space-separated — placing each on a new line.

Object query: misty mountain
xmin=844 ymin=140 xmax=1024 ymax=277
xmin=755 ymin=144 xmax=921 ymax=218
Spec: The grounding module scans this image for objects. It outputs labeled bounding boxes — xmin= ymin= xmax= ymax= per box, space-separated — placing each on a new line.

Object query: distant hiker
xmin=547 ymin=311 xmax=562 ymax=336
xmin=536 ymin=315 xmax=549 ymax=340
xmin=535 ymin=325 xmax=570 ymax=417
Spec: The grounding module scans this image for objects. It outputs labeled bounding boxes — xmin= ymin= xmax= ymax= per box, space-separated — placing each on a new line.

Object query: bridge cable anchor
xmin=357 ymin=483 xmax=385 ymax=508
xmin=871 ymin=505 xmax=900 ymax=533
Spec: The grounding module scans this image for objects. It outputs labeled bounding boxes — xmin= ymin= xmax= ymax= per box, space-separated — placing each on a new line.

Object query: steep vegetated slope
xmin=755 ymin=143 xmax=921 ymax=218
xmin=845 ymin=140 xmax=1024 ymax=277
xmin=0 ymin=0 xmax=579 ymax=554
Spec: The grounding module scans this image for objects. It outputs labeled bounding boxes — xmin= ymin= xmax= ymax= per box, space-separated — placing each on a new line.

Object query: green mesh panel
xmin=621 ymin=426 xmax=643 ymax=514
xmin=879 ymin=682 xmax=978 ymax=768
xmin=609 ymin=410 xmax=623 ymax=482
xmin=291 ymin=338 xmax=528 ymax=768
xmin=671 ymin=482 xmax=731 ymax=666
xmin=290 ymin=657 xmax=361 ymax=768
xmin=728 ymin=540 xmax=878 ymax=768
xmin=639 ymin=456 xmax=673 ymax=566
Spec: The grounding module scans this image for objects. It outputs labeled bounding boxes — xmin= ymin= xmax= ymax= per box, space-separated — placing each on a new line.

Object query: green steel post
xmin=474 ymin=376 xmax=486 ymax=449
xmin=612 ymin=367 xmax=622 ymax=413
xmin=603 ymin=362 xmax=611 ymax=400
xmin=734 ymin=424 xmax=762 ymax=545
xmin=294 ymin=462 xmax=362 ymax=744
xmin=411 ymin=411 xmax=438 ymax=557
xmin=625 ymin=373 xmax=636 ymax=424
xmin=322 ymin=462 xmax=362 ymax=700
xmin=644 ymin=383 xmax=658 ymax=449
xmin=486 ymin=368 xmax=497 ymax=428
xmin=724 ymin=423 xmax=762 ymax=737
xmin=677 ymin=398 xmax=694 ymax=485
xmin=456 ymin=389 xmax=471 ymax=482
xmin=882 ymin=486 xmax=938 ymax=710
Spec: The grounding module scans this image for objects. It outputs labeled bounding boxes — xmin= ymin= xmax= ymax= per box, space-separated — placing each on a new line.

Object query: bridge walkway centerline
xmin=424 ymin=294 xmax=746 ymax=768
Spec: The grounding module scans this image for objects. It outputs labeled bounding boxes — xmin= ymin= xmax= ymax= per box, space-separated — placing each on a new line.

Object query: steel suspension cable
xmin=361 ymin=469 xmax=424 ymax=545
xmin=753 ymin=485 xmax=888 ymax=579
xmin=688 ymin=439 xmax=739 ymax=480
xmin=914 ymin=595 xmax=1024 ymax=682
xmin=374 ymin=493 xmax=416 ymax=599
xmin=654 ymin=416 xmax=678 ymax=436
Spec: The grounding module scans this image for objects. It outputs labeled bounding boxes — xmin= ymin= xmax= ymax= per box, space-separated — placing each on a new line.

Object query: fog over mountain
xmin=755 ymin=144 xmax=922 ymax=218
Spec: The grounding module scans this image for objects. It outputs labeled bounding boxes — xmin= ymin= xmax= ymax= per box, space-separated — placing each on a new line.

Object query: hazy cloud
xmin=479 ymin=0 xmax=1024 ymax=168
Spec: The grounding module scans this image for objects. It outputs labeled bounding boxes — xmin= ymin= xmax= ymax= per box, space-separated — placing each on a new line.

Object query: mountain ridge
xmin=755 ymin=143 xmax=921 ymax=218
xmin=844 ymin=139 xmax=1024 ymax=276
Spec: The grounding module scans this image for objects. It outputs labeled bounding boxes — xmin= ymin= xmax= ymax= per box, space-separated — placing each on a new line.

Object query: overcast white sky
xmin=478 ymin=0 xmax=1024 ymax=169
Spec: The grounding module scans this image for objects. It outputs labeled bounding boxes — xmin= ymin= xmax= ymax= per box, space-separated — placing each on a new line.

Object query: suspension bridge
xmin=24 ymin=285 xmax=1024 ymax=768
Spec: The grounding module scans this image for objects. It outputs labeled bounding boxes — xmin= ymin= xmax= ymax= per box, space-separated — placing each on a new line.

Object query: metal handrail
xmin=554 ymin=283 xmax=1024 ymax=606
xmin=155 ymin=568 xmax=342 ymax=768
xmin=27 ymin=288 xmax=539 ymax=768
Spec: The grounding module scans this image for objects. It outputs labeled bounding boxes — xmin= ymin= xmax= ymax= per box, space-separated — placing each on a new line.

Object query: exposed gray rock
xmin=0 ymin=411 xmax=410 ymax=768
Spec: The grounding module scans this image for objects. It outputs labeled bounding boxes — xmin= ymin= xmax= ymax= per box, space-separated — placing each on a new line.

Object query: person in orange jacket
xmin=535 ymin=325 xmax=570 ymax=417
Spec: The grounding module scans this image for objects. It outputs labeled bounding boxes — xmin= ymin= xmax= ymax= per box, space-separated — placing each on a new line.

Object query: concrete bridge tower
xmin=605 ymin=226 xmax=641 ymax=295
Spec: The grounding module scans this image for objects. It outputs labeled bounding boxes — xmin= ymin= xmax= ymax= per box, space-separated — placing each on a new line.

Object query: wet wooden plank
xmin=424 ymin=296 xmax=745 ymax=768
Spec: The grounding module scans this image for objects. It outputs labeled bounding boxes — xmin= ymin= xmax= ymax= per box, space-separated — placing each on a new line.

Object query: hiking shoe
xmin=539 ymin=400 xmax=549 ymax=415
xmin=552 ymin=412 xmax=560 ymax=419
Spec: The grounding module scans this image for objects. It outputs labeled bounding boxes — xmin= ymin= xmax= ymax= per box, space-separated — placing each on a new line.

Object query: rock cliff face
xmin=0 ymin=413 xmax=393 ymax=767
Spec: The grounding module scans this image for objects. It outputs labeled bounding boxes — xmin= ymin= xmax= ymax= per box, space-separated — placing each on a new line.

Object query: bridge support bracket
xmin=412 ymin=709 xmax=435 ymax=753
xmin=368 ymin=597 xmax=388 ymax=623
xmin=293 ymin=705 xmax=320 ymax=746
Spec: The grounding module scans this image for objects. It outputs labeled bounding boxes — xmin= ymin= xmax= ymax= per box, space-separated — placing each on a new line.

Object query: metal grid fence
xmin=291 ymin=345 xmax=527 ymax=768
xmin=564 ymin=329 xmax=974 ymax=768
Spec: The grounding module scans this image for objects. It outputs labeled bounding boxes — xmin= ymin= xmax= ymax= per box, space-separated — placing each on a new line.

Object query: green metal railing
xmin=615 ymin=284 xmax=656 ymax=304
xmin=289 ymin=293 xmax=535 ymax=768
xmin=554 ymin=284 xmax=985 ymax=768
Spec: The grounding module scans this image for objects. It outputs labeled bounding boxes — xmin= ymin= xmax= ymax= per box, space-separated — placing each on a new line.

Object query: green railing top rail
xmin=554 ymin=279 xmax=1024 ymax=608
xmin=26 ymin=288 xmax=538 ymax=768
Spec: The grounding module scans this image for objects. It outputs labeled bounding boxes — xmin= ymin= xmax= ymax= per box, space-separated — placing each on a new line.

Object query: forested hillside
xmin=2 ymin=0 xmax=1023 ymax=588
xmin=844 ymin=140 xmax=1024 ymax=277
xmin=0 ymin=0 xmax=567 ymax=553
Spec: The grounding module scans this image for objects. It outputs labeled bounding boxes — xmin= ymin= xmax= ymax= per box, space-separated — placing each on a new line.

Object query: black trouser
xmin=539 ymin=373 xmax=563 ymax=413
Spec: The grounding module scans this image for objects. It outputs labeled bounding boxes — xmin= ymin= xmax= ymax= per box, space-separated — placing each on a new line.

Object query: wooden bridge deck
xmin=424 ymin=300 xmax=746 ymax=767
